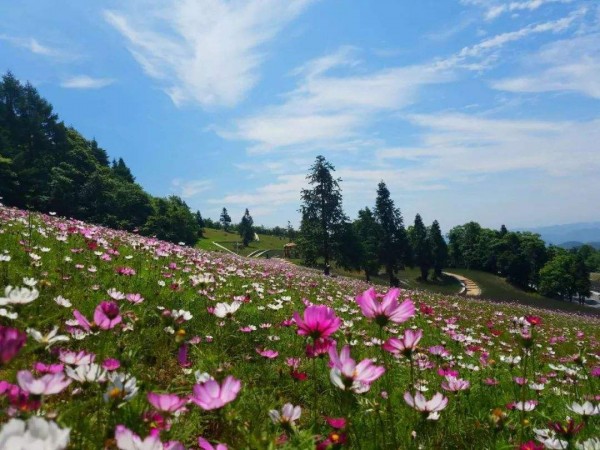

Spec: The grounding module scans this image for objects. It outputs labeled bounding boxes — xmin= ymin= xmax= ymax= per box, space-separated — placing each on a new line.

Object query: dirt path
xmin=443 ymin=272 xmax=482 ymax=297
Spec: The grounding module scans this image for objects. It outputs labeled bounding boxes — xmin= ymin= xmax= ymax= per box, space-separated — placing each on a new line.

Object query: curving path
xmin=443 ymin=272 xmax=482 ymax=297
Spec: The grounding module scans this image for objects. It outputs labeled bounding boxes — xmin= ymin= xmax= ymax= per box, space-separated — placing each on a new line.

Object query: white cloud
xmin=491 ymin=33 xmax=600 ymax=98
xmin=0 ymin=35 xmax=72 ymax=59
xmin=104 ymin=0 xmax=316 ymax=108
xmin=61 ymin=75 xmax=115 ymax=89
xmin=172 ymin=179 xmax=213 ymax=198
xmin=485 ymin=0 xmax=574 ymax=21
xmin=220 ymin=48 xmax=453 ymax=153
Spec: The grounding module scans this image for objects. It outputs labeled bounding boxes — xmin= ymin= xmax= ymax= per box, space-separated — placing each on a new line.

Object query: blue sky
xmin=1 ymin=0 xmax=599 ymax=231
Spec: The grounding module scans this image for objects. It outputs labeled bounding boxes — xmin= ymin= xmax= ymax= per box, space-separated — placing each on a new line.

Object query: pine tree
xmin=298 ymin=155 xmax=347 ymax=275
xmin=428 ymin=220 xmax=448 ymax=279
xmin=220 ymin=208 xmax=231 ymax=231
xmin=374 ymin=181 xmax=409 ymax=286
xmin=409 ymin=214 xmax=432 ymax=281
xmin=239 ymin=209 xmax=254 ymax=247
xmin=353 ymin=207 xmax=382 ymax=282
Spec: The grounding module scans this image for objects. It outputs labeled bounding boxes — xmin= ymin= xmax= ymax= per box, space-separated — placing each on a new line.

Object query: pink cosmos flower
xmin=59 ymin=349 xmax=95 ymax=366
xmin=293 ymin=305 xmax=340 ymax=340
xmin=328 ymin=345 xmax=385 ymax=393
xmin=33 ymin=362 xmax=64 ymax=374
xmin=382 ymin=329 xmax=423 ymax=356
xmin=325 ymin=417 xmax=346 ymax=429
xmin=177 ymin=344 xmax=191 ymax=368
xmin=403 ymin=391 xmax=449 ymax=420
xmin=125 ymin=293 xmax=144 ymax=304
xmin=306 ymin=338 xmax=336 ymax=359
xmin=256 ymin=348 xmax=279 ymax=359
xmin=198 ymin=437 xmax=228 ymax=450
xmin=17 ymin=370 xmax=72 ymax=395
xmin=0 ymin=325 xmax=26 ymax=365
xmin=441 ymin=376 xmax=470 ymax=392
xmin=147 ymin=392 xmax=188 ymax=413
xmin=511 ymin=400 xmax=538 ymax=411
xmin=355 ymin=287 xmax=415 ymax=326
xmin=93 ymin=301 xmax=122 ymax=330
xmin=191 ymin=376 xmax=241 ymax=410
xmin=73 ymin=310 xmax=92 ymax=332
xmin=114 ymin=425 xmax=172 ymax=450
xmin=102 ymin=358 xmax=121 ymax=371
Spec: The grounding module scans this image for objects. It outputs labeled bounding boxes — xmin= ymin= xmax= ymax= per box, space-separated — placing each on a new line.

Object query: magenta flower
xmin=59 ymin=349 xmax=95 ymax=366
xmin=102 ymin=358 xmax=121 ymax=371
xmin=17 ymin=370 xmax=72 ymax=395
xmin=177 ymin=344 xmax=191 ymax=368
xmin=306 ymin=337 xmax=336 ymax=359
xmin=73 ymin=310 xmax=92 ymax=332
xmin=404 ymin=391 xmax=449 ymax=420
xmin=0 ymin=325 xmax=26 ymax=365
xmin=383 ymin=329 xmax=423 ymax=357
xmin=198 ymin=437 xmax=228 ymax=450
xmin=355 ymin=287 xmax=415 ymax=326
xmin=293 ymin=305 xmax=340 ymax=340
xmin=191 ymin=375 xmax=241 ymax=410
xmin=93 ymin=301 xmax=122 ymax=330
xmin=328 ymin=344 xmax=385 ymax=393
xmin=147 ymin=392 xmax=188 ymax=413
xmin=33 ymin=362 xmax=64 ymax=374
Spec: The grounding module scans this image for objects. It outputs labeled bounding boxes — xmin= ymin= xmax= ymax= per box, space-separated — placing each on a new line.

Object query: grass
xmin=0 ymin=206 xmax=599 ymax=449
xmin=196 ymin=227 xmax=290 ymax=257
xmin=446 ymin=268 xmax=597 ymax=315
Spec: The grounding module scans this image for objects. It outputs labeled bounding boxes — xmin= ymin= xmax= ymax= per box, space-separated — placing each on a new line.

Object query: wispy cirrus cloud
xmin=461 ymin=0 xmax=575 ymax=21
xmin=0 ymin=35 xmax=75 ymax=60
xmin=104 ymin=0 xmax=317 ymax=108
xmin=172 ymin=179 xmax=213 ymax=199
xmin=61 ymin=75 xmax=115 ymax=89
xmin=492 ymin=33 xmax=600 ymax=98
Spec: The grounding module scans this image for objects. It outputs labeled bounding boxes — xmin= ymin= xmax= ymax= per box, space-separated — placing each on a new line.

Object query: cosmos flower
xmin=93 ymin=301 xmax=122 ymax=330
xmin=27 ymin=326 xmax=69 ymax=348
xmin=355 ymin=287 xmax=414 ymax=326
xmin=0 ymin=325 xmax=26 ymax=365
xmin=441 ymin=376 xmax=470 ymax=392
xmin=0 ymin=286 xmax=39 ymax=306
xmin=403 ymin=391 xmax=449 ymax=420
xmin=568 ymin=401 xmax=599 ymax=417
xmin=382 ymin=329 xmax=422 ymax=357
xmin=191 ymin=376 xmax=241 ymax=410
xmin=328 ymin=345 xmax=385 ymax=394
xmin=147 ymin=392 xmax=188 ymax=414
xmin=198 ymin=437 xmax=228 ymax=450
xmin=17 ymin=370 xmax=72 ymax=395
xmin=293 ymin=305 xmax=340 ymax=340
xmin=104 ymin=372 xmax=138 ymax=403
xmin=0 ymin=417 xmax=70 ymax=450
xmin=65 ymin=364 xmax=107 ymax=383
xmin=213 ymin=301 xmax=242 ymax=318
xmin=114 ymin=425 xmax=164 ymax=450
xmin=269 ymin=403 xmax=302 ymax=427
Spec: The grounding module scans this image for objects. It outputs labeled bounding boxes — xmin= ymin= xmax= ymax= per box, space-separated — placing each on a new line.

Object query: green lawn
xmin=196 ymin=228 xmax=290 ymax=257
xmin=447 ymin=268 xmax=597 ymax=315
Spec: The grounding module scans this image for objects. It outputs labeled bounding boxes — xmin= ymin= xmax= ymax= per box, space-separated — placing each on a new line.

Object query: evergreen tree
xmin=373 ymin=181 xmax=409 ymax=286
xmin=353 ymin=207 xmax=382 ymax=282
xmin=111 ymin=158 xmax=135 ymax=183
xmin=220 ymin=208 xmax=232 ymax=231
xmin=428 ymin=220 xmax=448 ymax=279
xmin=195 ymin=211 xmax=205 ymax=237
xmin=239 ymin=209 xmax=254 ymax=247
xmin=298 ymin=155 xmax=347 ymax=275
xmin=409 ymin=214 xmax=432 ymax=281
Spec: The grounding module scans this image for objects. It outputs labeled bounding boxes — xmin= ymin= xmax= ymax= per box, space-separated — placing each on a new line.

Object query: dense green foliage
xmin=0 ymin=72 xmax=201 ymax=245
xmin=238 ymin=208 xmax=254 ymax=247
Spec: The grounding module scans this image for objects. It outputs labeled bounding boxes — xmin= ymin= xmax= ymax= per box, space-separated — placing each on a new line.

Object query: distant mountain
xmin=558 ymin=241 xmax=600 ymax=250
xmin=518 ymin=222 xmax=600 ymax=246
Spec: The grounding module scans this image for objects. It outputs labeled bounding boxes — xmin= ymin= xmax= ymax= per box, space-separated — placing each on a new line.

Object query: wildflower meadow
xmin=0 ymin=205 xmax=598 ymax=449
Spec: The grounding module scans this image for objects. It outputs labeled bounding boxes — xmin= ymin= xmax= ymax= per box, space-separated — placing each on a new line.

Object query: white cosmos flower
xmin=66 ymin=364 xmax=107 ymax=383
xmin=171 ymin=309 xmax=193 ymax=321
xmin=54 ymin=296 xmax=72 ymax=308
xmin=0 ymin=308 xmax=18 ymax=319
xmin=0 ymin=255 xmax=11 ymax=262
xmin=568 ymin=401 xmax=600 ymax=417
xmin=213 ymin=300 xmax=242 ymax=318
xmin=27 ymin=326 xmax=70 ymax=347
xmin=22 ymin=277 xmax=37 ymax=287
xmin=269 ymin=403 xmax=301 ymax=426
xmin=103 ymin=372 xmax=138 ymax=403
xmin=0 ymin=417 xmax=70 ymax=450
xmin=107 ymin=289 xmax=126 ymax=301
xmin=576 ymin=438 xmax=600 ymax=450
xmin=0 ymin=286 xmax=39 ymax=306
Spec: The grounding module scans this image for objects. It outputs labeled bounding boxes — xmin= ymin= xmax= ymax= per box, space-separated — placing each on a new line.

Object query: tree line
xmin=0 ymin=72 xmax=202 ymax=245
xmin=296 ymin=155 xmax=593 ymax=302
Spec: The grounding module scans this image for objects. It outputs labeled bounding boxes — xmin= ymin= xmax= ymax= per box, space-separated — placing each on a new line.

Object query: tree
xmin=220 ymin=208 xmax=231 ymax=231
xmin=195 ymin=211 xmax=205 ymax=238
xmin=353 ymin=207 xmax=382 ymax=282
xmin=538 ymin=253 xmax=577 ymax=300
xmin=409 ymin=214 xmax=432 ymax=281
xmin=142 ymin=196 xmax=200 ymax=245
xmin=428 ymin=220 xmax=448 ymax=279
xmin=298 ymin=155 xmax=347 ymax=275
xmin=373 ymin=181 xmax=409 ymax=286
xmin=239 ymin=209 xmax=254 ymax=247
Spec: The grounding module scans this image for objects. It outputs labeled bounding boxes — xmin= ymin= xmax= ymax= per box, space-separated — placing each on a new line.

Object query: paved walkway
xmin=443 ymin=272 xmax=482 ymax=297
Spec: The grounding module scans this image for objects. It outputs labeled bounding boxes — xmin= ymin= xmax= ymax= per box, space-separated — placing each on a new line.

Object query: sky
xmin=1 ymin=0 xmax=599 ymax=232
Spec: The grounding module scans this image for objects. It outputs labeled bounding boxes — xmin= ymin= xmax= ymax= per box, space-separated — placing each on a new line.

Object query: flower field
xmin=0 ymin=205 xmax=598 ymax=449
